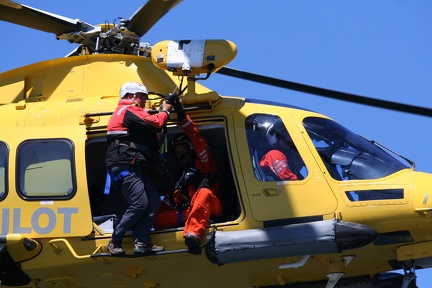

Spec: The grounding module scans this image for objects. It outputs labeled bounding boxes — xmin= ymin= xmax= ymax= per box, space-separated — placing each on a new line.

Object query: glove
xmin=174 ymin=98 xmax=186 ymax=122
xmin=165 ymin=93 xmax=177 ymax=104
xmin=170 ymin=189 xmax=190 ymax=210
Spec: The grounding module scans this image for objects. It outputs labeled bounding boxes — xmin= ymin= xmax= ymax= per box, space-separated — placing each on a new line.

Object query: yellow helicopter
xmin=1 ymin=1 xmax=432 ymax=288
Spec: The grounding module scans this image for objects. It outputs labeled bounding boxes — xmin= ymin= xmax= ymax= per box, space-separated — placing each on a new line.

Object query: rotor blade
xmin=0 ymin=2 xmax=90 ymax=36
xmin=217 ymin=67 xmax=432 ymax=117
xmin=128 ymin=0 xmax=182 ymax=37
xmin=0 ymin=0 xmax=20 ymax=9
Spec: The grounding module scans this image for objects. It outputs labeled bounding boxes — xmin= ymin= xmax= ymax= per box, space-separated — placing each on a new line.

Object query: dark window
xmin=303 ymin=117 xmax=408 ymax=180
xmin=345 ymin=189 xmax=404 ymax=201
xmin=0 ymin=142 xmax=8 ymax=200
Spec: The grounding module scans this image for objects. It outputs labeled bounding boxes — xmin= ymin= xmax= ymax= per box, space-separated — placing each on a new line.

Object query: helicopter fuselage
xmin=0 ymin=54 xmax=431 ymax=288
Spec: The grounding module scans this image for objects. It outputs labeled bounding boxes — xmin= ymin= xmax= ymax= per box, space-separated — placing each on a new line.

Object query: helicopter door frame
xmin=232 ymin=105 xmax=337 ymax=222
xmin=0 ymin=126 xmax=93 ymax=238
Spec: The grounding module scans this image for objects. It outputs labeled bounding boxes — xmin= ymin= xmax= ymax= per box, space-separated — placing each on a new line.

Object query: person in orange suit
xmin=153 ymin=99 xmax=223 ymax=254
xmin=259 ymin=119 xmax=302 ymax=181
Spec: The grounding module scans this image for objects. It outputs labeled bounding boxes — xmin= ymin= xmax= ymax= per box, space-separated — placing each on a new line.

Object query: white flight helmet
xmin=265 ymin=119 xmax=291 ymax=147
xmin=119 ymin=82 xmax=148 ymax=98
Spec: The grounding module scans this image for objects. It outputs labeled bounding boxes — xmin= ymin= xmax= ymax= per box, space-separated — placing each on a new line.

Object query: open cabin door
xmin=0 ymin=126 xmax=93 ymax=238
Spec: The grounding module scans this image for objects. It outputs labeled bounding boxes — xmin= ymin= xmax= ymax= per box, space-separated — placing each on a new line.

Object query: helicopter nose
xmin=412 ymin=172 xmax=432 ymax=213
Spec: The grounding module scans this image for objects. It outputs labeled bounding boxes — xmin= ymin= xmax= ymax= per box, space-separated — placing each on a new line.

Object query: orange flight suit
xmin=153 ymin=115 xmax=223 ymax=239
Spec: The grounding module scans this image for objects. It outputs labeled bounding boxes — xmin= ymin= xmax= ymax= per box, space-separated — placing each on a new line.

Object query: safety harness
xmin=104 ymin=127 xmax=169 ymax=195
xmin=104 ymin=139 xmax=143 ymax=195
xmin=104 ymin=165 xmax=135 ymax=195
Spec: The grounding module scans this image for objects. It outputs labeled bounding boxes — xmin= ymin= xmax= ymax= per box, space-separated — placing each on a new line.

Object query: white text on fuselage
xmin=1 ymin=207 xmax=78 ymax=234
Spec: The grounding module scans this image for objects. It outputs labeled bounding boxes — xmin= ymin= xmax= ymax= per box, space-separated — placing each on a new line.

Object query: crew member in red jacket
xmin=105 ymin=81 xmax=173 ymax=256
xmin=153 ymin=99 xmax=223 ymax=254
xmin=259 ymin=119 xmax=300 ymax=180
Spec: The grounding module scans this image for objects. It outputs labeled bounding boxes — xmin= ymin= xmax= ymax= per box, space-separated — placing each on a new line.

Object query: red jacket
xmin=105 ymin=99 xmax=169 ymax=167
xmin=260 ymin=149 xmax=298 ymax=180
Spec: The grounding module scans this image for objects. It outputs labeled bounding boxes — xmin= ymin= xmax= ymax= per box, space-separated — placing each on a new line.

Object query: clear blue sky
xmin=1 ymin=1 xmax=431 ymax=286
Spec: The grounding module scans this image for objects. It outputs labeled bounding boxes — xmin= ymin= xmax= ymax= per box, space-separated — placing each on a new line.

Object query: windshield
xmin=303 ymin=117 xmax=409 ymax=180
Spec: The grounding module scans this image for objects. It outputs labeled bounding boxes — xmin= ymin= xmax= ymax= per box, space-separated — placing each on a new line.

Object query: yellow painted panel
xmin=397 ymin=241 xmax=432 ymax=261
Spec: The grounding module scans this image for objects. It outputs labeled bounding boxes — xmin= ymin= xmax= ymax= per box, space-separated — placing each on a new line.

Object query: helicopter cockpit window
xmin=245 ymin=114 xmax=308 ymax=181
xmin=302 ymin=117 xmax=409 ymax=181
xmin=0 ymin=142 xmax=8 ymax=200
xmin=17 ymin=139 xmax=76 ymax=199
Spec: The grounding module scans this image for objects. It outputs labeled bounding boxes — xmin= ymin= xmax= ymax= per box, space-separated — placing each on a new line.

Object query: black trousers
xmin=111 ymin=166 xmax=161 ymax=244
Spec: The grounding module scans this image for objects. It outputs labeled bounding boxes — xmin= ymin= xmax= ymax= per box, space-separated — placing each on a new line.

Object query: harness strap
xmin=103 ymin=167 xmax=134 ymax=195
xmin=177 ymin=209 xmax=183 ymax=227
xmin=111 ymin=139 xmax=149 ymax=153
xmin=103 ymin=173 xmax=112 ymax=195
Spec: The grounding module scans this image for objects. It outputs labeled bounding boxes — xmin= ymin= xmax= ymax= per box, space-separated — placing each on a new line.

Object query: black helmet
xmin=170 ymin=134 xmax=194 ymax=153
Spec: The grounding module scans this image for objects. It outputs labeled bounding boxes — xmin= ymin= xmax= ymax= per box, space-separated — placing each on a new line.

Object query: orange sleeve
xmin=260 ymin=150 xmax=298 ymax=180
xmin=179 ymin=115 xmax=217 ymax=175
